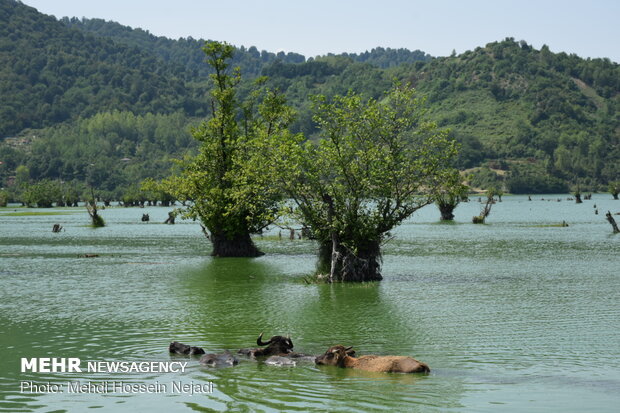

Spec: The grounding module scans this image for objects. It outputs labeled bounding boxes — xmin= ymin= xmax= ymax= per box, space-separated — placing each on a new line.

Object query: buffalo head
xmin=256 ymin=332 xmax=294 ymax=354
xmin=238 ymin=332 xmax=295 ymax=357
xmin=315 ymin=345 xmax=353 ymax=367
xmin=168 ymin=341 xmax=205 ymax=356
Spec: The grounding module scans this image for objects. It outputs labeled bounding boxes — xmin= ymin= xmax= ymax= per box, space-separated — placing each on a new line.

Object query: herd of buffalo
xmin=169 ymin=333 xmax=430 ymax=374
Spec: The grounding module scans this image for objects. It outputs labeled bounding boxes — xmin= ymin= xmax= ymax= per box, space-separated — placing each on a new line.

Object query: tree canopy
xmin=267 ymin=84 xmax=458 ymax=281
xmin=163 ymin=41 xmax=294 ymax=257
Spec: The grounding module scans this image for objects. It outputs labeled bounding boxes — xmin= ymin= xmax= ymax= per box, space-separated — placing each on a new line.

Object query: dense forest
xmin=1 ymin=0 xmax=618 ymax=203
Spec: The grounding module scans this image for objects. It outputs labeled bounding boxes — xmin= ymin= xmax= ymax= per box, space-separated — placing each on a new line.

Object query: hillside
xmin=0 ymin=0 xmax=207 ymax=137
xmin=260 ymin=39 xmax=620 ymax=191
xmin=63 ymin=17 xmax=431 ymax=76
xmin=403 ymin=40 xmax=620 ymax=191
xmin=1 ymin=0 xmax=618 ymax=199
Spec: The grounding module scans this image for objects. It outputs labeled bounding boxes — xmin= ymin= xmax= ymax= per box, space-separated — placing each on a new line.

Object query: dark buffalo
xmin=238 ymin=333 xmax=294 ymax=358
xmin=315 ymin=345 xmax=430 ymax=373
xmin=200 ymin=351 xmax=238 ymax=367
xmin=168 ymin=341 xmax=206 ymax=356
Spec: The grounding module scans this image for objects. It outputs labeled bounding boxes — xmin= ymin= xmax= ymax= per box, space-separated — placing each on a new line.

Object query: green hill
xmin=0 ymin=0 xmax=207 ymax=137
xmin=1 ymin=0 xmax=618 ymax=199
xmin=405 ymin=39 xmax=619 ymax=191
xmin=260 ymin=39 xmax=619 ymax=191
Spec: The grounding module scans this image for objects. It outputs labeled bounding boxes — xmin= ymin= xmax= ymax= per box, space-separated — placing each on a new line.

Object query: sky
xmin=22 ymin=0 xmax=620 ymax=62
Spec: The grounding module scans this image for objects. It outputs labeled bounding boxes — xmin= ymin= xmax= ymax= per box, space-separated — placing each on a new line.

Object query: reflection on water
xmin=1 ymin=195 xmax=619 ymax=412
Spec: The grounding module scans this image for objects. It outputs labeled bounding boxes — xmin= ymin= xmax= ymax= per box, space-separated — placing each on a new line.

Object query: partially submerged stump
xmin=86 ymin=200 xmax=105 ymax=227
xmin=164 ymin=212 xmax=175 ymax=224
xmin=473 ymin=195 xmax=494 ymax=224
xmin=472 ymin=215 xmax=485 ymax=224
xmin=606 ymin=211 xmax=619 ymax=234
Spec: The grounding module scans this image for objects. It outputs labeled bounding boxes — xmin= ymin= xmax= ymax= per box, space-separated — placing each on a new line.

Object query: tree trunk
xmin=438 ymin=203 xmax=455 ymax=221
xmin=606 ymin=211 xmax=620 ymax=234
xmin=164 ymin=212 xmax=175 ymax=224
xmin=318 ymin=239 xmax=383 ymax=282
xmin=211 ymin=231 xmax=264 ymax=257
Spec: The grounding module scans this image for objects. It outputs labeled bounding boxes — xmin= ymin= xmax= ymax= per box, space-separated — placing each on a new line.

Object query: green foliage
xmin=85 ymin=189 xmax=105 ymax=227
xmin=268 ymin=84 xmax=458 ymax=281
xmin=395 ymin=39 xmax=619 ymax=191
xmin=435 ymin=173 xmax=469 ymax=220
xmin=506 ymin=163 xmax=569 ymax=194
xmin=0 ymin=0 xmax=206 ymax=136
xmin=20 ymin=179 xmax=61 ymax=207
xmin=609 ymin=181 xmax=620 ymax=199
xmin=164 ymin=41 xmax=294 ymax=254
xmin=2 ymin=3 xmax=619 ymax=195
xmin=90 ymin=213 xmax=105 ymax=227
xmin=450 ymin=132 xmax=489 ymax=169
xmin=64 ymin=18 xmax=430 ymax=77
xmin=120 ymin=184 xmax=147 ymax=206
xmin=468 ymin=167 xmax=503 ymax=190
xmin=0 ymin=189 xmax=8 ymax=206
xmin=140 ymin=178 xmax=175 ymax=205
xmin=16 ymin=111 xmax=195 ymax=193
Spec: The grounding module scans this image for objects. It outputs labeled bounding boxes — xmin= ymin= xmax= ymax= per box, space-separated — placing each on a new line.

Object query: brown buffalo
xmin=238 ymin=333 xmax=294 ymax=358
xmin=315 ymin=345 xmax=430 ymax=373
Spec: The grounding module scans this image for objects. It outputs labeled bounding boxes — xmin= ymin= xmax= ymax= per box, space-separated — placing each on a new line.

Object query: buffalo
xmin=200 ymin=351 xmax=238 ymax=367
xmin=238 ymin=333 xmax=294 ymax=358
xmin=315 ymin=345 xmax=430 ymax=373
xmin=264 ymin=356 xmax=297 ymax=366
xmin=168 ymin=341 xmax=206 ymax=356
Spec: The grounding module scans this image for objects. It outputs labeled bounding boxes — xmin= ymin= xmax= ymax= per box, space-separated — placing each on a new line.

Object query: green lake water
xmin=1 ymin=195 xmax=619 ymax=412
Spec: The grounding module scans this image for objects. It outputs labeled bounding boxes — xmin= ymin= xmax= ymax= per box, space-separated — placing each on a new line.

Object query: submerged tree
xmin=0 ymin=189 xmax=8 ymax=207
xmin=605 ymin=211 xmax=619 ymax=233
xmin=609 ymin=181 xmax=619 ymax=200
xmin=472 ymin=188 xmax=496 ymax=224
xmin=574 ymin=185 xmax=583 ymax=204
xmin=164 ymin=41 xmax=294 ymax=257
xmin=20 ymin=180 xmax=61 ymax=208
xmin=268 ymin=84 xmax=458 ymax=282
xmin=435 ymin=173 xmax=469 ymax=220
xmin=86 ymin=189 xmax=105 ymax=227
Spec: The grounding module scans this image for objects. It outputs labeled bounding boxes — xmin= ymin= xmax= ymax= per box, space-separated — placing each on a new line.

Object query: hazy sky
xmin=22 ymin=0 xmax=620 ymax=62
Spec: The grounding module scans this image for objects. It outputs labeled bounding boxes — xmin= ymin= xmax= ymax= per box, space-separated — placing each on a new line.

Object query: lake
xmin=1 ymin=195 xmax=619 ymax=412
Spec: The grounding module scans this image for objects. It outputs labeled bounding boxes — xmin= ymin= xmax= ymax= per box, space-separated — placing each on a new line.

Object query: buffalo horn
xmin=257 ymin=332 xmax=271 ymax=346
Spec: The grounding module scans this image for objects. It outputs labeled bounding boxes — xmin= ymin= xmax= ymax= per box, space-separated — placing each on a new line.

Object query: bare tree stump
xmin=606 ymin=211 xmax=619 ymax=233
xmin=164 ymin=212 xmax=175 ymax=224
